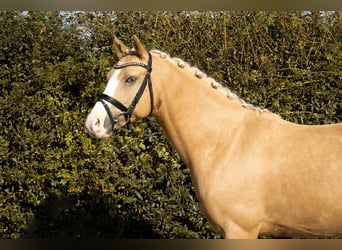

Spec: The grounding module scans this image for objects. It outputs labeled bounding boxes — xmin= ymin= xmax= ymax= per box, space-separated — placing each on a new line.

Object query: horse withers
xmin=86 ymin=35 xmax=342 ymax=239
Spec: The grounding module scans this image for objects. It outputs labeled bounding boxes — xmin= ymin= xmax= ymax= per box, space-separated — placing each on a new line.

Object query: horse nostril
xmin=95 ymin=118 xmax=100 ymax=128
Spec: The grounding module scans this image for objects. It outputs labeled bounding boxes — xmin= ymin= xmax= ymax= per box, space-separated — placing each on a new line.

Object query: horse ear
xmin=132 ymin=35 xmax=148 ymax=59
xmin=113 ymin=36 xmax=128 ymax=58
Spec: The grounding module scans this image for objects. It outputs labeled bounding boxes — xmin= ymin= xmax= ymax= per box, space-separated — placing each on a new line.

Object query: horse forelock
xmin=150 ymin=50 xmax=276 ymax=116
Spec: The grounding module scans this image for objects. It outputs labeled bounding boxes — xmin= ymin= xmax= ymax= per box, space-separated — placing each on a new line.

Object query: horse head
xmin=86 ymin=36 xmax=154 ymax=138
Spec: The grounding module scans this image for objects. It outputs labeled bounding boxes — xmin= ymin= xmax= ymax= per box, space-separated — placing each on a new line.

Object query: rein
xmin=98 ymin=52 xmax=153 ymax=129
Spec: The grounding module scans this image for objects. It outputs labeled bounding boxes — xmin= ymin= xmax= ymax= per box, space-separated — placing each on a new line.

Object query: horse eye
xmin=125 ymin=76 xmax=137 ymax=84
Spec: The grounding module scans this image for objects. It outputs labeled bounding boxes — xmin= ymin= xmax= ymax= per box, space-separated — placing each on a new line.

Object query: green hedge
xmin=0 ymin=11 xmax=341 ymax=239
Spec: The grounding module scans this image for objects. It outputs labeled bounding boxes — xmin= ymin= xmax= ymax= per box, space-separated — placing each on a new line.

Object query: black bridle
xmin=98 ymin=52 xmax=153 ymax=130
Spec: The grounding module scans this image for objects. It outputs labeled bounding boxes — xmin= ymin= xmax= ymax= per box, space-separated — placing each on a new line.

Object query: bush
xmin=0 ymin=11 xmax=341 ymax=239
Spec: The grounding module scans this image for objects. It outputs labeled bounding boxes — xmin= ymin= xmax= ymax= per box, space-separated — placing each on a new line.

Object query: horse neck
xmin=151 ymin=55 xmax=249 ymax=169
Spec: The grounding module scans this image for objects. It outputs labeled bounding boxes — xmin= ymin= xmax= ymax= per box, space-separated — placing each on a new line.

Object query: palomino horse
xmin=86 ymin=35 xmax=342 ymax=239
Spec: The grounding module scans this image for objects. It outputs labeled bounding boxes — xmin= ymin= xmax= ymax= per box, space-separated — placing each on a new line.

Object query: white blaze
xmin=103 ymin=69 xmax=121 ymax=97
xmin=85 ymin=69 xmax=122 ymax=138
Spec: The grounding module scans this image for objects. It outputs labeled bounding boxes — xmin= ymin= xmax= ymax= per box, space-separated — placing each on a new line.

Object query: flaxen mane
xmin=150 ymin=49 xmax=274 ymax=116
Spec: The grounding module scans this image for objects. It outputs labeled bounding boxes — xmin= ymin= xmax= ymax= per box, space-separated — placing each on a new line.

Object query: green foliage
xmin=0 ymin=11 xmax=341 ymax=239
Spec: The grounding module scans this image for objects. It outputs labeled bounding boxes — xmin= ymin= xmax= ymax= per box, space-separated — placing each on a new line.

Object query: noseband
xmin=98 ymin=52 xmax=153 ymax=129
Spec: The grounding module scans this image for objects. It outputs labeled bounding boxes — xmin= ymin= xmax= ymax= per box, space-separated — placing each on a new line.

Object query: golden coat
xmin=86 ymin=36 xmax=342 ymax=238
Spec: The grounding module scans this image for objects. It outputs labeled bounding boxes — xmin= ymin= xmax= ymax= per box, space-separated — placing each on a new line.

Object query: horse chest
xmin=190 ymin=159 xmax=266 ymax=228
